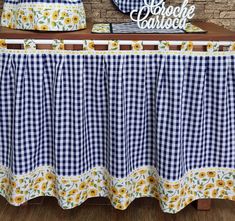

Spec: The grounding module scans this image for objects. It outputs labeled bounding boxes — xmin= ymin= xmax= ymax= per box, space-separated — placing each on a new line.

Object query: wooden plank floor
xmin=0 ymin=197 xmax=234 ymax=221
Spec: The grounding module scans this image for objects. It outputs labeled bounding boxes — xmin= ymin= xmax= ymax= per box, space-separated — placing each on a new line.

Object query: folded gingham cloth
xmin=112 ymin=0 xmax=162 ymax=13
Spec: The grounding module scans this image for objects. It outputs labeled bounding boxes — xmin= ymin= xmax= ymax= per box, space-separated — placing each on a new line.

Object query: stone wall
xmin=0 ymin=0 xmax=234 ymax=31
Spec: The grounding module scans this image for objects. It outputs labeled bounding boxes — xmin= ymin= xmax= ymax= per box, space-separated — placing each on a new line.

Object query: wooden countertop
xmin=0 ymin=21 xmax=234 ymax=41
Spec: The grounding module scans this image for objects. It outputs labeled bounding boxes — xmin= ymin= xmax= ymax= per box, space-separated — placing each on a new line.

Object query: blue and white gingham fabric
xmin=112 ymin=0 xmax=162 ymax=13
xmin=0 ymin=52 xmax=234 ymax=180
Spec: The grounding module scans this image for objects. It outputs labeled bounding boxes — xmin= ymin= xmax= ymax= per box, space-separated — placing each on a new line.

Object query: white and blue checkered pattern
xmin=0 ymin=52 xmax=234 ymax=180
xmin=113 ymin=0 xmax=162 ymax=13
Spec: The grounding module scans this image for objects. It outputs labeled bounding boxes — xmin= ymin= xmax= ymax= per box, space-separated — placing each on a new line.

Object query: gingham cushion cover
xmin=0 ymin=52 xmax=234 ymax=181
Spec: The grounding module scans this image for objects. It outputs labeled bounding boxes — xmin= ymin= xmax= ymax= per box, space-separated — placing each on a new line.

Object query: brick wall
xmin=0 ymin=0 xmax=234 ymax=31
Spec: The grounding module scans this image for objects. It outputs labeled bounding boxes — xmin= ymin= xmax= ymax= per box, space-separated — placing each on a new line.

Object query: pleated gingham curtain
xmin=0 ymin=44 xmax=234 ymax=213
xmin=1 ymin=0 xmax=86 ymax=31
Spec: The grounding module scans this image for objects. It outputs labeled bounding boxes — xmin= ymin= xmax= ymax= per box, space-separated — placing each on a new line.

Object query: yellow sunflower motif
xmin=220 ymin=190 xmax=226 ymax=195
xmin=204 ymin=190 xmax=209 ymax=197
xmin=198 ymin=185 xmax=203 ymax=191
xmin=163 ymin=183 xmax=171 ymax=190
xmin=75 ymin=194 xmax=80 ymax=202
xmin=34 ymin=184 xmax=39 ymax=190
xmin=2 ymin=13 xmax=6 ymax=19
xmin=88 ymin=41 xmax=95 ymax=50
xmin=119 ymin=187 xmax=127 ymax=195
xmin=60 ymin=191 xmax=66 ymax=197
xmin=198 ymin=172 xmax=206 ymax=178
xmin=136 ymin=187 xmax=141 ymax=193
xmin=132 ymin=42 xmax=142 ymax=51
xmin=137 ymin=179 xmax=145 ymax=186
xmin=147 ymin=176 xmax=156 ymax=184
xmin=79 ymin=182 xmax=86 ymax=190
xmin=187 ymin=41 xmax=193 ymax=51
xmin=154 ymin=191 xmax=159 ymax=199
xmin=207 ymin=171 xmax=216 ymax=178
xmin=41 ymin=183 xmax=47 ymax=192
xmin=6 ymin=12 xmax=12 ymax=20
xmin=205 ymin=183 xmax=214 ymax=189
xmin=40 ymin=25 xmax=49 ymax=31
xmin=216 ymin=180 xmax=225 ymax=188
xmin=14 ymin=196 xmax=24 ymax=204
xmin=59 ymin=44 xmax=65 ymax=50
xmin=169 ymin=203 xmax=175 ymax=209
xmin=22 ymin=16 xmax=28 ymax=23
xmin=88 ymin=188 xmax=98 ymax=197
xmin=35 ymin=177 xmax=44 ymax=183
xmin=162 ymin=195 xmax=168 ymax=202
xmin=52 ymin=11 xmax=59 ymax=20
xmin=0 ymin=177 xmax=9 ymax=184
xmin=0 ymin=39 xmax=7 ymax=49
xmin=67 ymin=197 xmax=73 ymax=203
xmin=15 ymin=188 xmax=21 ymax=194
xmin=11 ymin=181 xmax=17 ymax=188
xmin=207 ymin=42 xmax=213 ymax=51
xmin=69 ymin=189 xmax=78 ymax=195
xmin=61 ymin=12 xmax=68 ymax=17
xmin=43 ymin=11 xmax=50 ymax=17
xmin=72 ymin=15 xmax=79 ymax=24
xmin=223 ymin=196 xmax=230 ymax=200
xmin=226 ymin=180 xmax=234 ymax=188
xmin=111 ymin=41 xmax=118 ymax=49
xmin=61 ymin=179 xmax=68 ymax=184
xmin=45 ymin=172 xmax=55 ymax=181
xmin=53 ymin=189 xmax=57 ymax=196
xmin=180 ymin=189 xmax=185 ymax=196
xmin=64 ymin=18 xmax=71 ymax=25
xmin=171 ymin=195 xmax=179 ymax=202
xmin=212 ymin=189 xmax=218 ymax=197
xmin=143 ymin=186 xmax=149 ymax=194
xmin=111 ymin=187 xmax=118 ymax=195
xmin=28 ymin=14 xmax=34 ymax=22
xmin=116 ymin=204 xmax=124 ymax=210
xmin=173 ymin=184 xmax=180 ymax=190
xmin=187 ymin=196 xmax=193 ymax=204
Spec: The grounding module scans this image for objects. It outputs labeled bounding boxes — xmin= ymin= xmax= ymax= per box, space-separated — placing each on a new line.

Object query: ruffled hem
xmin=0 ymin=165 xmax=234 ymax=213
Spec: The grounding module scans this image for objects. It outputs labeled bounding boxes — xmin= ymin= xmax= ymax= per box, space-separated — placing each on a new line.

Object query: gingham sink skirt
xmin=0 ymin=45 xmax=234 ymax=213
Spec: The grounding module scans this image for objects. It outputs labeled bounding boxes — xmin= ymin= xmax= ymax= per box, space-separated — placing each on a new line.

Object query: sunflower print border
xmin=1 ymin=2 xmax=86 ymax=31
xmin=0 ymin=165 xmax=234 ymax=213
